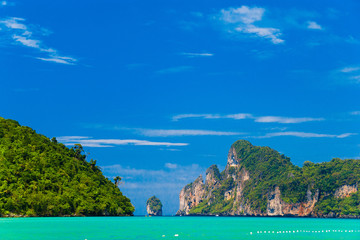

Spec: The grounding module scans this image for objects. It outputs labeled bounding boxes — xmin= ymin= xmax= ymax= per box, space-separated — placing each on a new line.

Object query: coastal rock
xmin=267 ymin=186 xmax=319 ymax=216
xmin=334 ymin=184 xmax=358 ymax=198
xmin=146 ymin=196 xmax=162 ymax=216
xmin=177 ymin=175 xmax=205 ymax=215
xmin=176 ymin=140 xmax=360 ymax=218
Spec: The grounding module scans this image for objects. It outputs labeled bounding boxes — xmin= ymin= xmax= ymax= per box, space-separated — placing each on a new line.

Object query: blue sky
xmin=0 ymin=0 xmax=359 ymax=215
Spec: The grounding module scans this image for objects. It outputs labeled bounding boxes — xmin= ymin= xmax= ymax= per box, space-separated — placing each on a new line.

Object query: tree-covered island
xmin=0 ymin=117 xmax=134 ymax=217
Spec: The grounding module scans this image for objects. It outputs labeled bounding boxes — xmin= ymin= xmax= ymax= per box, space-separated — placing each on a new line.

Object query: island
xmin=146 ymin=196 xmax=162 ymax=216
xmin=177 ymin=140 xmax=360 ymax=218
xmin=0 ymin=117 xmax=134 ymax=217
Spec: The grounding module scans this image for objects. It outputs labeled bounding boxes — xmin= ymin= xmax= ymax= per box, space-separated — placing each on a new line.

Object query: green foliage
xmin=0 ymin=117 xmax=134 ymax=217
xmin=207 ymin=165 xmax=221 ymax=182
xmin=189 ymin=140 xmax=360 ymax=216
xmin=146 ymin=196 xmax=162 ymax=212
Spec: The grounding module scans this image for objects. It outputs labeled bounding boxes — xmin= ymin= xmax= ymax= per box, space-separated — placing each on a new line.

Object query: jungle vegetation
xmin=0 ymin=117 xmax=134 ymax=217
xmin=189 ymin=140 xmax=360 ymax=216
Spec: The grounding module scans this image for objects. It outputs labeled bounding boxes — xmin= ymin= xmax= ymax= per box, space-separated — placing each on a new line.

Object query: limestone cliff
xmin=267 ymin=186 xmax=319 ymax=217
xmin=334 ymin=184 xmax=358 ymax=198
xmin=177 ymin=175 xmax=205 ymax=215
xmin=176 ymin=140 xmax=360 ymax=218
xmin=146 ymin=196 xmax=162 ymax=216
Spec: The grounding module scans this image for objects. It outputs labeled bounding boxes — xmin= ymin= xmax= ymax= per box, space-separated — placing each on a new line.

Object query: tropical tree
xmin=114 ymin=176 xmax=122 ymax=187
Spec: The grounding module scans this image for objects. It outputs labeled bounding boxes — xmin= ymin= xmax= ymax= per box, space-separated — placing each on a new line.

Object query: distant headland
xmin=177 ymin=140 xmax=360 ymax=218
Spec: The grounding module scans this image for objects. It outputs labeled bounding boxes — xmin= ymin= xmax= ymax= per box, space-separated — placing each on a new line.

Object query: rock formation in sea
xmin=177 ymin=140 xmax=360 ymax=218
xmin=146 ymin=196 xmax=163 ymax=216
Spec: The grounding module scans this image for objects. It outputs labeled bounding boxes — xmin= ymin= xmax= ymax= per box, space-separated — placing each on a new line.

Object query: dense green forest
xmin=0 ymin=117 xmax=134 ymax=217
xmin=189 ymin=140 xmax=360 ymax=216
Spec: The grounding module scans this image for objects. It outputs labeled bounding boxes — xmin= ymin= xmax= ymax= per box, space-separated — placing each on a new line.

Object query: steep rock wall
xmin=335 ymin=184 xmax=358 ymax=198
xmin=177 ymin=175 xmax=205 ymax=215
xmin=267 ymin=186 xmax=319 ymax=216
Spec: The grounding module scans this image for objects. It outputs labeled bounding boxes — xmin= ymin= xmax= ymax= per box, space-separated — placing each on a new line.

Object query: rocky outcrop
xmin=205 ymin=165 xmax=221 ymax=199
xmin=226 ymin=146 xmax=239 ymax=168
xmin=146 ymin=196 xmax=162 ymax=216
xmin=267 ymin=186 xmax=319 ymax=216
xmin=176 ymin=140 xmax=360 ymax=218
xmin=177 ymin=175 xmax=205 ymax=215
xmin=334 ymin=184 xmax=358 ymax=198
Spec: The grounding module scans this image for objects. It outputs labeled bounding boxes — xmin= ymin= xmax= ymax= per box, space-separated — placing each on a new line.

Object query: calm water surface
xmin=0 ymin=216 xmax=359 ymax=239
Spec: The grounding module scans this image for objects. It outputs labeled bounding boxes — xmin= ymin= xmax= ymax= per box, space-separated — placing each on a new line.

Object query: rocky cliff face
xmin=334 ymin=185 xmax=358 ymax=198
xmin=146 ymin=196 xmax=162 ymax=216
xmin=177 ymin=175 xmax=205 ymax=215
xmin=267 ymin=186 xmax=319 ymax=217
xmin=176 ymin=140 xmax=360 ymax=218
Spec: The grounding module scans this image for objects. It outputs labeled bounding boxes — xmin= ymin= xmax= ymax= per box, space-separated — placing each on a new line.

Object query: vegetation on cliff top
xmin=0 ymin=117 xmax=134 ymax=217
xmin=146 ymin=196 xmax=162 ymax=212
xmin=189 ymin=140 xmax=360 ymax=216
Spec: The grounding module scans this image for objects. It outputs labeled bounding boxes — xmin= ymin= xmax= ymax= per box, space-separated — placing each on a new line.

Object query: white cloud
xmin=350 ymin=111 xmax=360 ymax=116
xmin=172 ymin=113 xmax=252 ymax=121
xmin=13 ymin=35 xmax=40 ymax=48
xmin=172 ymin=114 xmax=223 ymax=121
xmin=238 ymin=25 xmax=284 ymax=44
xmin=350 ymin=75 xmax=360 ymax=81
xmin=0 ymin=17 xmax=26 ymax=29
xmin=255 ymin=116 xmax=324 ymax=124
xmin=101 ymin=163 xmax=206 ymax=215
xmin=182 ymin=52 xmax=214 ymax=57
xmin=173 ymin=113 xmax=324 ymax=124
xmin=259 ymin=131 xmax=356 ymax=139
xmin=307 ymin=21 xmax=322 ymax=30
xmin=340 ymin=66 xmax=360 ymax=73
xmin=37 ymin=56 xmax=77 ymax=65
xmin=57 ymin=136 xmax=188 ymax=147
xmin=225 ymin=113 xmax=253 ymax=119
xmin=219 ymin=6 xmax=284 ymax=44
xmin=0 ymin=17 xmax=77 ymax=65
xmin=1 ymin=1 xmax=7 ymax=6
xmin=221 ymin=6 xmax=264 ymax=24
xmin=165 ymin=163 xmax=178 ymax=169
xmin=102 ymin=163 xmax=203 ymax=182
xmin=335 ymin=65 xmax=360 ymax=84
xmin=156 ymin=66 xmax=193 ymax=74
xmin=138 ymin=129 xmax=243 ymax=137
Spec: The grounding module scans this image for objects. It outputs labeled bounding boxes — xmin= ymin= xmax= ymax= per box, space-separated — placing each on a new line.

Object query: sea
xmin=0 ymin=216 xmax=359 ymax=239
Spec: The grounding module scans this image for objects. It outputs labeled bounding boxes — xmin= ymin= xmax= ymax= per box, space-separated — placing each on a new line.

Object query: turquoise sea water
xmin=0 ymin=216 xmax=359 ymax=240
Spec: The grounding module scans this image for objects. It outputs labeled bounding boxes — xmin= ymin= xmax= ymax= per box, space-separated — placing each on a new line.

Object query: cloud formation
xmin=0 ymin=17 xmax=77 ymax=64
xmin=138 ymin=129 xmax=243 ymax=137
xmin=156 ymin=66 xmax=193 ymax=74
xmin=259 ymin=131 xmax=356 ymax=139
xmin=182 ymin=52 xmax=214 ymax=57
xmin=218 ymin=6 xmax=284 ymax=44
xmin=337 ymin=65 xmax=360 ymax=84
xmin=307 ymin=21 xmax=322 ymax=30
xmin=254 ymin=116 xmax=324 ymax=124
xmin=172 ymin=113 xmax=251 ymax=121
xmin=173 ymin=113 xmax=324 ymax=124
xmin=57 ymin=136 xmax=188 ymax=147
xmin=340 ymin=66 xmax=360 ymax=73
xmin=101 ymin=163 xmax=205 ymax=214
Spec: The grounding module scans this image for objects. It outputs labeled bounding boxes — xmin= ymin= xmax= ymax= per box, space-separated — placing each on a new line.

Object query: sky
xmin=0 ymin=0 xmax=359 ymax=215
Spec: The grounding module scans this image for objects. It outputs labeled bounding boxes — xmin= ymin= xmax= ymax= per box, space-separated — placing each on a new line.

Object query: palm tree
xmin=114 ymin=176 xmax=122 ymax=187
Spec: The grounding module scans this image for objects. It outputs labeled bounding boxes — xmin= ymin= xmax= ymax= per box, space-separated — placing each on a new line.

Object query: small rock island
xmin=146 ymin=196 xmax=162 ymax=216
